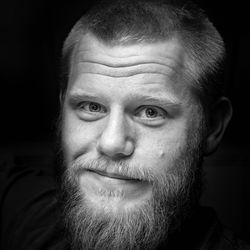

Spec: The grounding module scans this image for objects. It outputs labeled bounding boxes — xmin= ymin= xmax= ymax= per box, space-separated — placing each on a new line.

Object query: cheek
xmin=136 ymin=126 xmax=187 ymax=172
xmin=61 ymin=112 xmax=99 ymax=161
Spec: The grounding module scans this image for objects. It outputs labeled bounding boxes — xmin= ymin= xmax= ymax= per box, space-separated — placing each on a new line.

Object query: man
xmin=1 ymin=0 xmax=249 ymax=249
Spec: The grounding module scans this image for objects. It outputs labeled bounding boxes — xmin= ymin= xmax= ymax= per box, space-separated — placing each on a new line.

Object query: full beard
xmin=56 ymin=139 xmax=204 ymax=250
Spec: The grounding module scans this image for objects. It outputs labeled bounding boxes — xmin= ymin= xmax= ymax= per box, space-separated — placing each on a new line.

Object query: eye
xmin=77 ymin=101 xmax=106 ymax=113
xmin=135 ymin=106 xmax=167 ymax=121
xmin=144 ymin=107 xmax=161 ymax=118
xmin=76 ymin=101 xmax=107 ymax=121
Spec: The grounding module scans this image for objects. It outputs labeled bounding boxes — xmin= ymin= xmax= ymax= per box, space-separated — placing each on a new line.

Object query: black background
xmin=0 ymin=0 xmax=249 ymax=242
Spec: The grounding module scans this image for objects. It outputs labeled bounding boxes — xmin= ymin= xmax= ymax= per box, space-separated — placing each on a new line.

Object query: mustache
xmin=67 ymin=156 xmax=158 ymax=182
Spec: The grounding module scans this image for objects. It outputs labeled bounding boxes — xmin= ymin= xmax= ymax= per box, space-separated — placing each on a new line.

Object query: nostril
xmin=97 ymin=136 xmax=134 ymax=158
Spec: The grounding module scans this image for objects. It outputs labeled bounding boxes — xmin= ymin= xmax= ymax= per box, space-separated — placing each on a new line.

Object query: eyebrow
xmin=127 ymin=93 xmax=182 ymax=107
xmin=66 ymin=92 xmax=100 ymax=106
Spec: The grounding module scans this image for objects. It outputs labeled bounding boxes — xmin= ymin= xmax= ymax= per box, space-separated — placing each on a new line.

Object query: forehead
xmin=68 ymin=33 xmax=192 ymax=103
xmin=75 ymin=33 xmax=185 ymax=61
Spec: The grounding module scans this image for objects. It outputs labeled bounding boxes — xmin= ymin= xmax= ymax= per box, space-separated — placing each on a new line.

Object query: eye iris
xmin=146 ymin=108 xmax=157 ymax=117
xmin=89 ymin=103 xmax=100 ymax=112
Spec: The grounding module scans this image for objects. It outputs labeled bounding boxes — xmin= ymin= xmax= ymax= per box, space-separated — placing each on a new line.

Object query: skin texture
xmin=61 ymin=33 xmax=202 ymax=213
xmin=59 ymin=33 xmax=232 ymax=249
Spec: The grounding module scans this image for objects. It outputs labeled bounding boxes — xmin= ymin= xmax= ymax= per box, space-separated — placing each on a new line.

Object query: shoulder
xmin=0 ymin=155 xmax=69 ymax=250
xmin=200 ymin=207 xmax=250 ymax=250
xmin=215 ymin=227 xmax=250 ymax=250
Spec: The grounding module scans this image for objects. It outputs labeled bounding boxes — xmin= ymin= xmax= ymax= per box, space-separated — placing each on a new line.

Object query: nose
xmin=97 ymin=110 xmax=135 ymax=159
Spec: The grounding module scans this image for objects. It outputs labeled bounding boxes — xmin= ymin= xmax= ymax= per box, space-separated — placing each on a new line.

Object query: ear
xmin=204 ymin=97 xmax=233 ymax=156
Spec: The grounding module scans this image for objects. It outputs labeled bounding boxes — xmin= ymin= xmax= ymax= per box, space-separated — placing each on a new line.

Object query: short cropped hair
xmin=61 ymin=0 xmax=225 ymax=111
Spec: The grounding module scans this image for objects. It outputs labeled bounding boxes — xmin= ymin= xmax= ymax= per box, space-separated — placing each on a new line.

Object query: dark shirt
xmin=0 ymin=158 xmax=249 ymax=250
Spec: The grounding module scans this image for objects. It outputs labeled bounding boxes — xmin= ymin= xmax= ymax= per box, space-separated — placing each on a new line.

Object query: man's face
xmin=60 ymin=34 xmax=204 ymax=249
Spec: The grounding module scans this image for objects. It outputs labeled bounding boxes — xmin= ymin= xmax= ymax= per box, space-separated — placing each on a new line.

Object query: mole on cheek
xmin=159 ymin=150 xmax=165 ymax=158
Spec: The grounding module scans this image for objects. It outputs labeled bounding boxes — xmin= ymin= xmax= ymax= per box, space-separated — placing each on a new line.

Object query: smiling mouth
xmin=80 ymin=169 xmax=152 ymax=201
xmin=88 ymin=169 xmax=140 ymax=181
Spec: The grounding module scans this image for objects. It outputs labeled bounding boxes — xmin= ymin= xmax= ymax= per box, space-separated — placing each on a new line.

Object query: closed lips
xmin=89 ymin=169 xmax=139 ymax=181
